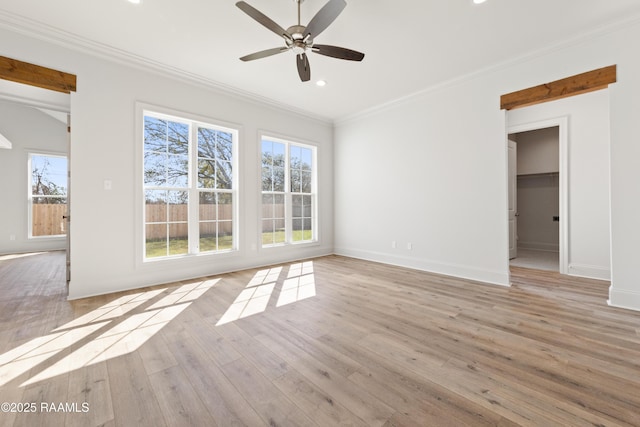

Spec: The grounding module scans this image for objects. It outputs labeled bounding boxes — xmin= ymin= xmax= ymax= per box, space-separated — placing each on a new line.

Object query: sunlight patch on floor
xmin=217 ymin=261 xmax=317 ymax=325
xmin=0 ymin=252 xmax=47 ymax=261
xmin=0 ymin=278 xmax=220 ymax=388
xmin=216 ymin=267 xmax=282 ymax=326
xmin=276 ymin=261 xmax=316 ymax=307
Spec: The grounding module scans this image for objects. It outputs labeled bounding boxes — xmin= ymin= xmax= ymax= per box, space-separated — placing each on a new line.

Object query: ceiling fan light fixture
xmin=236 ymin=0 xmax=364 ymax=82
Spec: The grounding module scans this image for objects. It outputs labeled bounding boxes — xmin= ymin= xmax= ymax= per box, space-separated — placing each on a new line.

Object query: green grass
xmin=145 ymin=235 xmax=232 ymax=258
xmin=262 ymin=230 xmax=313 ymax=246
xmin=146 ymin=231 xmax=313 ymax=258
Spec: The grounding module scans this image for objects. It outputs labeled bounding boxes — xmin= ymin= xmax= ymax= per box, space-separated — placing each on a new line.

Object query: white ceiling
xmin=2 ymin=0 xmax=640 ymax=121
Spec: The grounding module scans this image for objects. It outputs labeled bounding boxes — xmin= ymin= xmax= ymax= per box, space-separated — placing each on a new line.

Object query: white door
xmin=508 ymin=139 xmax=517 ymax=259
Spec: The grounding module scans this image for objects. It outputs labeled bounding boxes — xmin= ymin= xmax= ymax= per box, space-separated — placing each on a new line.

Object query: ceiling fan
xmin=236 ymin=0 xmax=365 ymax=82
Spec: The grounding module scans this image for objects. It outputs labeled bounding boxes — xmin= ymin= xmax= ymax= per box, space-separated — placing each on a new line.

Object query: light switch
xmin=104 ymin=180 xmax=112 ymax=190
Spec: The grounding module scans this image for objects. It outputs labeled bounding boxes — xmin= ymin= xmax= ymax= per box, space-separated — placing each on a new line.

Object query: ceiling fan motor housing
xmin=286 ymin=25 xmax=312 ymax=54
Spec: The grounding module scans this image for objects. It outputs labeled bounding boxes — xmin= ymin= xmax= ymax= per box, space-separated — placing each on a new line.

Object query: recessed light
xmin=473 ymin=0 xmax=487 ymax=4
xmin=128 ymin=0 xmax=142 ymax=4
xmin=316 ymin=80 xmax=327 ymax=87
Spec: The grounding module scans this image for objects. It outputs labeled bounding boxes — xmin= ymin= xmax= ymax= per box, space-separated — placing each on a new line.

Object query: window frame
xmin=140 ymin=106 xmax=239 ymax=262
xmin=260 ymin=134 xmax=318 ymax=248
xmin=27 ymin=151 xmax=68 ymax=239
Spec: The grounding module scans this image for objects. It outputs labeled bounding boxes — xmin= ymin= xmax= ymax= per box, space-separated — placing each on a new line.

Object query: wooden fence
xmin=32 ymin=204 xmax=67 ymax=236
xmin=145 ymin=204 xmax=236 ymax=240
xmin=32 ymin=203 xmax=291 ymax=239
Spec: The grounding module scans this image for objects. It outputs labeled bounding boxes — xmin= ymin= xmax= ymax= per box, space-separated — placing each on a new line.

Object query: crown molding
xmin=335 ymin=13 xmax=640 ymax=126
xmin=3 ymin=8 xmax=640 ymax=128
xmin=0 ymin=9 xmax=333 ymax=126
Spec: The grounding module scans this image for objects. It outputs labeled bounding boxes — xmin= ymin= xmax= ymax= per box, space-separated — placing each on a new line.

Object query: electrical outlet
xmin=407 ymin=242 xmax=413 ymax=250
xmin=9 ymin=234 xmax=16 ymax=241
xmin=391 ymin=241 xmax=397 ymax=249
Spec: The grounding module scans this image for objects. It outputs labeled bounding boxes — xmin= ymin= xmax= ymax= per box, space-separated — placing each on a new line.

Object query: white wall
xmin=335 ymin=20 xmax=640 ymax=310
xmin=517 ymin=174 xmax=560 ymax=252
xmin=508 ymin=91 xmax=611 ymax=280
xmin=515 ymin=127 xmax=559 ymax=175
xmin=0 ymin=99 xmax=68 ymax=254
xmin=0 ymin=28 xmax=333 ymax=299
xmin=334 ymin=79 xmax=510 ymax=285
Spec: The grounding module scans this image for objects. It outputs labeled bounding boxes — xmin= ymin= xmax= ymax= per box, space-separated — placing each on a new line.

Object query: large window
xmin=261 ymin=137 xmax=316 ymax=247
xmin=143 ymin=111 xmax=237 ymax=259
xmin=29 ymin=153 xmax=67 ymax=238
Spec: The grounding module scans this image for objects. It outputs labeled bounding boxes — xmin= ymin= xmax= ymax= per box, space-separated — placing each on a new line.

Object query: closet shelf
xmin=517 ymin=171 xmax=559 ymax=178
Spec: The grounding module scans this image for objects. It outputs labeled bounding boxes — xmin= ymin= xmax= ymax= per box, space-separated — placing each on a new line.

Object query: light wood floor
xmin=1 ymin=251 xmax=639 ymax=426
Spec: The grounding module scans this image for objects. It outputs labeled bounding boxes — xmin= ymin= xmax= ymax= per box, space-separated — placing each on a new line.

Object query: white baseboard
xmin=608 ymin=287 xmax=640 ymax=312
xmin=68 ymin=246 xmax=333 ymax=300
xmin=333 ymin=247 xmax=510 ymax=287
xmin=568 ymin=263 xmax=611 ymax=281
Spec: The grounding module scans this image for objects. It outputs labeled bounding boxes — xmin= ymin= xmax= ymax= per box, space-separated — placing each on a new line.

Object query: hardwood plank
xmin=65 ymin=361 xmax=114 ymax=427
xmin=272 ymin=369 xmax=370 ymax=427
xmin=13 ymin=373 xmax=68 ymax=427
xmin=162 ymin=328 xmax=265 ymax=426
xmin=0 ymin=56 xmax=76 ymax=93
xmin=136 ymin=329 xmax=178 ymax=376
xmin=2 ymin=251 xmax=640 ymax=426
xmin=178 ymin=318 xmax=242 ymax=367
xmin=220 ymin=357 xmax=318 ymax=427
xmin=0 ymin=373 xmax=24 ymax=427
xmin=253 ymin=328 xmax=396 ymax=426
xmin=500 ymin=65 xmax=616 ymax=110
xmin=106 ymin=352 xmax=166 ymax=427
xmin=213 ymin=322 xmax=291 ymax=381
xmin=245 ymin=309 xmax=365 ymax=380
xmin=320 ymin=329 xmax=510 ymax=427
xmin=148 ymin=366 xmax=217 ymax=426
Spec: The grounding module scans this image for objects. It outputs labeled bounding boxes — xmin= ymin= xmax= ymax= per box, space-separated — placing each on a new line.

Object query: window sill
xmin=261 ymin=240 xmax=319 ymax=250
xmin=28 ymin=235 xmax=66 ymax=240
xmin=142 ymin=248 xmax=239 ymax=264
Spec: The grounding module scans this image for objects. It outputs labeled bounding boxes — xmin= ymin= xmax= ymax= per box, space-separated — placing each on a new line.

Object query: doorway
xmin=509 ymin=126 xmax=560 ymax=271
xmin=507 ymin=117 xmax=568 ymax=274
xmin=0 ymin=80 xmax=71 ymax=287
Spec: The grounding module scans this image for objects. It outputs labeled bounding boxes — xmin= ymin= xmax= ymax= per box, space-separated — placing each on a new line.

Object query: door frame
xmin=507 ymin=116 xmax=568 ymax=274
xmin=507 ymin=139 xmax=517 ymax=260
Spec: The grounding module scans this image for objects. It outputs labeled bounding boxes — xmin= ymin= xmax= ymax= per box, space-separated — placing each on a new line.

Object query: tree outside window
xmin=261 ymin=137 xmax=316 ymax=246
xmin=143 ymin=112 xmax=237 ymax=259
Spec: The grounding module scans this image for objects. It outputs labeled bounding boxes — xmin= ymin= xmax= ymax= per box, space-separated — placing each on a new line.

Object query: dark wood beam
xmin=0 ymin=56 xmax=76 ymax=94
xmin=500 ymin=65 xmax=616 ymax=110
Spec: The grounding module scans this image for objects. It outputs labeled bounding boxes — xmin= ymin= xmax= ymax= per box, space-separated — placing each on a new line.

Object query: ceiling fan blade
xmin=236 ymin=1 xmax=291 ymax=41
xmin=296 ymin=53 xmax=311 ymax=82
xmin=312 ymin=44 xmax=365 ymax=61
xmin=304 ymin=0 xmax=346 ymax=40
xmin=240 ymin=47 xmax=289 ymax=62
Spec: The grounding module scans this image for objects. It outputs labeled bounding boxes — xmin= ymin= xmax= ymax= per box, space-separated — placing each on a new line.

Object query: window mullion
xmin=188 ymin=124 xmax=199 ymax=254
xmin=284 ymin=143 xmax=292 ymax=244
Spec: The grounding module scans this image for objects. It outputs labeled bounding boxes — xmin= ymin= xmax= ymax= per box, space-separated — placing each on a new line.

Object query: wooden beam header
xmin=500 ymin=65 xmax=616 ymax=110
xmin=0 ymin=56 xmax=76 ymax=94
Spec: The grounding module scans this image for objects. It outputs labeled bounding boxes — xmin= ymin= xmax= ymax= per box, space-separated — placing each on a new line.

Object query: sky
xmin=32 ymin=154 xmax=67 ymax=192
